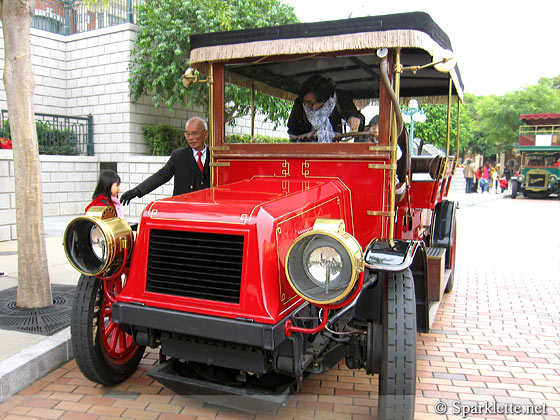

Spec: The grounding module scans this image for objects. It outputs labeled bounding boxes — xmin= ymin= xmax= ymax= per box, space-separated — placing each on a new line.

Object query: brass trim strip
xmin=213 ymin=146 xmax=230 ymax=151
xmin=388 ymin=48 xmax=401 ymax=241
xmin=455 ymin=97 xmax=461 ymax=174
xmin=209 ymin=64 xmax=215 ymax=187
xmin=367 ymin=211 xmax=394 ymax=217
xmin=301 ymin=160 xmax=359 ymax=235
xmin=216 ymin=159 xmax=290 ymax=186
xmin=211 ymin=162 xmax=230 ymax=167
xmin=368 ymin=163 xmax=396 ymax=170
xmin=369 ymin=145 xmax=396 ymax=152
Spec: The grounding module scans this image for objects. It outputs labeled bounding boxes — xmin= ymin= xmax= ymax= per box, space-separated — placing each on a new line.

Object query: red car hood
xmin=141 ymin=178 xmax=349 ymax=228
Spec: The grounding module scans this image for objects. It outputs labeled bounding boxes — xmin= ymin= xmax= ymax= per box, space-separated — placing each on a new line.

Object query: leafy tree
xmin=128 ymin=0 xmax=298 ymax=126
xmin=403 ymin=101 xmax=474 ymax=157
xmin=1 ymin=0 xmax=52 ymax=308
xmin=467 ymin=75 xmax=560 ymax=156
xmin=409 ymin=75 xmax=560 ymax=159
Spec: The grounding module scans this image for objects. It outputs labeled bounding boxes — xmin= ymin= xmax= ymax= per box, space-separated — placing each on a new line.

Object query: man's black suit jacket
xmin=136 ymin=146 xmax=210 ymax=198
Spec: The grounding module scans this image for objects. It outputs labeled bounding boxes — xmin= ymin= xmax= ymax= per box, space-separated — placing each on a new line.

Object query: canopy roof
xmin=189 ymin=12 xmax=464 ymax=102
xmin=520 ymin=114 xmax=560 ymax=125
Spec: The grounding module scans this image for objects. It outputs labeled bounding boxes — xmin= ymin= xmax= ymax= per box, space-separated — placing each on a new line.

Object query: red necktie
xmin=197 ymin=151 xmax=204 ymax=172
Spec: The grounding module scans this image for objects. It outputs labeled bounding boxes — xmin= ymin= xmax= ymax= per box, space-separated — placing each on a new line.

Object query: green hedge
xmin=225 ymin=134 xmax=289 ymax=143
xmin=142 ymin=124 xmax=186 ymax=156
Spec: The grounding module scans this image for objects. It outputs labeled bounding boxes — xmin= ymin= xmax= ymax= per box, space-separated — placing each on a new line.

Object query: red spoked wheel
xmin=98 ymin=275 xmax=139 ymax=364
xmin=71 ymin=275 xmax=145 ymax=385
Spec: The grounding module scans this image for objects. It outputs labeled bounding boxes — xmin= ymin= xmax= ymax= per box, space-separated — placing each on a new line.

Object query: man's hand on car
xmin=120 ymin=188 xmax=139 ymax=206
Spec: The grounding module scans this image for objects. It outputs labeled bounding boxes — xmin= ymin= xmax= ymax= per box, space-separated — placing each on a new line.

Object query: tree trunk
xmin=1 ymin=0 xmax=52 ymax=308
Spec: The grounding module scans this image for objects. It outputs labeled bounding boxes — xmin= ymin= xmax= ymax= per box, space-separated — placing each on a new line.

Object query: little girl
xmin=86 ymin=169 xmax=124 ymax=217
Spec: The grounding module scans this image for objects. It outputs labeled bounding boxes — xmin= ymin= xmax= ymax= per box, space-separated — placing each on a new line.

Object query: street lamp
xmin=401 ymin=99 xmax=426 ymax=153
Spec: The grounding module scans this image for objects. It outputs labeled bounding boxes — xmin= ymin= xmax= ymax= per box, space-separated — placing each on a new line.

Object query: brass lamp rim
xmin=63 ymin=214 xmax=133 ymax=277
xmin=285 ymin=224 xmax=364 ymax=306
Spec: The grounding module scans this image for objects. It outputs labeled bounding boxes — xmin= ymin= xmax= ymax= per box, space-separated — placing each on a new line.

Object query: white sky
xmin=285 ymin=0 xmax=560 ymax=96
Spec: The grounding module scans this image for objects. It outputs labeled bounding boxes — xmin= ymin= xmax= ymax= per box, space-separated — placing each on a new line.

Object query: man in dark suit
xmin=120 ymin=117 xmax=210 ymax=205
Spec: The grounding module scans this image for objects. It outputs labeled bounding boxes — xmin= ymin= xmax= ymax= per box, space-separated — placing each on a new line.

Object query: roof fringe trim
xmin=190 ymin=29 xmax=463 ymax=100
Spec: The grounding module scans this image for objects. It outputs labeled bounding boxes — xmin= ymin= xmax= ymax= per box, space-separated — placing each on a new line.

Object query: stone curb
xmin=0 ymin=327 xmax=73 ymax=402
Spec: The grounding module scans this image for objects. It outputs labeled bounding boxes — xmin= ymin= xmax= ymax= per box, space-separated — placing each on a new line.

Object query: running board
xmin=147 ymin=359 xmax=297 ymax=412
xmin=427 ymin=268 xmax=452 ymax=329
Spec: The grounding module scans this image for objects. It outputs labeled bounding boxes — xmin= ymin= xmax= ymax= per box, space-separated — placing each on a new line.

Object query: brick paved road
xmin=1 ymin=197 xmax=558 ymax=420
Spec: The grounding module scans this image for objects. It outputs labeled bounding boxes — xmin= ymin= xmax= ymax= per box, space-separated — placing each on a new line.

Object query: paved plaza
xmin=0 ymin=195 xmax=558 ymax=419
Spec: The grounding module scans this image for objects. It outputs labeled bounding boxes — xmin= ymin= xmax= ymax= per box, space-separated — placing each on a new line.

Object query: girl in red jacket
xmin=85 ymin=169 xmax=124 ymax=217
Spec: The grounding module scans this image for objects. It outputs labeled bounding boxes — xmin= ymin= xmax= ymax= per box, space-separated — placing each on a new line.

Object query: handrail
xmin=32 ymin=0 xmax=139 ymax=36
xmin=0 ymin=110 xmax=93 ymax=156
xmin=519 ymin=124 xmax=560 ymax=135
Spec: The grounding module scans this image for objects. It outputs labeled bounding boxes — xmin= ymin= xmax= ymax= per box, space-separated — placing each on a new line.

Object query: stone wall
xmin=0 ymin=150 xmax=176 ymax=241
xmin=229 ymin=112 xmax=287 ymax=137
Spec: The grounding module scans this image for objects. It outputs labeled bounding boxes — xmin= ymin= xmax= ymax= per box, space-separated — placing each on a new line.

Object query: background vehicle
xmin=64 ymin=12 xmax=463 ymax=420
xmin=511 ymin=113 xmax=560 ymax=199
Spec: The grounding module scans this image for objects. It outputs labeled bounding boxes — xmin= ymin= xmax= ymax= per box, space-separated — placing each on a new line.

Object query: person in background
xmin=480 ymin=162 xmax=491 ymax=193
xmin=120 ymin=117 xmax=210 ymax=205
xmin=491 ymin=163 xmax=500 ymax=194
xmin=499 ymin=176 xmax=508 ymax=193
xmin=288 ymin=75 xmax=364 ymax=142
xmin=463 ymin=158 xmax=475 ymax=193
xmin=86 ymin=169 xmax=124 ymax=217
xmin=473 ymin=165 xmax=481 ymax=193
xmin=355 ymin=115 xmax=379 ymax=143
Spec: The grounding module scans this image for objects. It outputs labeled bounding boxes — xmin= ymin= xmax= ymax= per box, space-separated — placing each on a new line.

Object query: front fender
xmin=364 ymin=239 xmax=422 ymax=272
xmin=431 ymin=200 xmax=457 ymax=249
xmin=359 ymin=239 xmax=430 ymax=332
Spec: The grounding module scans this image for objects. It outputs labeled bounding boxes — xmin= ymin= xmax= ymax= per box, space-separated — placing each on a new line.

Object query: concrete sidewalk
xmin=0 ymin=192 xmax=508 ymax=402
xmin=0 ymin=215 xmax=79 ymax=402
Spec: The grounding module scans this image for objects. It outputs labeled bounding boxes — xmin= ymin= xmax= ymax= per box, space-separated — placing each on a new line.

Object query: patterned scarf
xmin=303 ymin=93 xmax=337 ymax=143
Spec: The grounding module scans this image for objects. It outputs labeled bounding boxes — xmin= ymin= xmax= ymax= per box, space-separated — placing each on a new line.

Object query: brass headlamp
xmin=285 ymin=219 xmax=364 ymax=306
xmin=63 ymin=206 xmax=133 ymax=276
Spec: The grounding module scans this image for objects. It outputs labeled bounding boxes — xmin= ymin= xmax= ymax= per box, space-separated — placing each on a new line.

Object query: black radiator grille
xmin=146 ymin=229 xmax=244 ymax=303
xmin=527 ymin=173 xmax=546 ymax=188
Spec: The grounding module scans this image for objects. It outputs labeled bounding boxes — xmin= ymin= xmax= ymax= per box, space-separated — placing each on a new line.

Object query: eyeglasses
xmin=184 ymin=130 xmax=205 ymax=137
xmin=303 ymin=99 xmax=323 ymax=108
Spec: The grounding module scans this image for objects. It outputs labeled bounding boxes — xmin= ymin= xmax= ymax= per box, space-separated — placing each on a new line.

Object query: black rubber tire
xmin=71 ymin=275 xmax=145 ymax=385
xmin=378 ymin=269 xmax=416 ymax=420
xmin=511 ymin=180 xmax=518 ymax=199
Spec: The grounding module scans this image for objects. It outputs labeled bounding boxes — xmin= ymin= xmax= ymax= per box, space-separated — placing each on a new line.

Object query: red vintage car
xmin=64 ymin=12 xmax=463 ymax=420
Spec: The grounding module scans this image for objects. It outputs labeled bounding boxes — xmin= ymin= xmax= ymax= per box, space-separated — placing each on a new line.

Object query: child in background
xmin=86 ymin=169 xmax=124 ymax=217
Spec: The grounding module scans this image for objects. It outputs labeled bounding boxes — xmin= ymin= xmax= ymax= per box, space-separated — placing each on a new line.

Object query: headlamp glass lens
xmin=305 ymin=245 xmax=343 ymax=289
xmin=90 ymin=225 xmax=107 ymax=261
